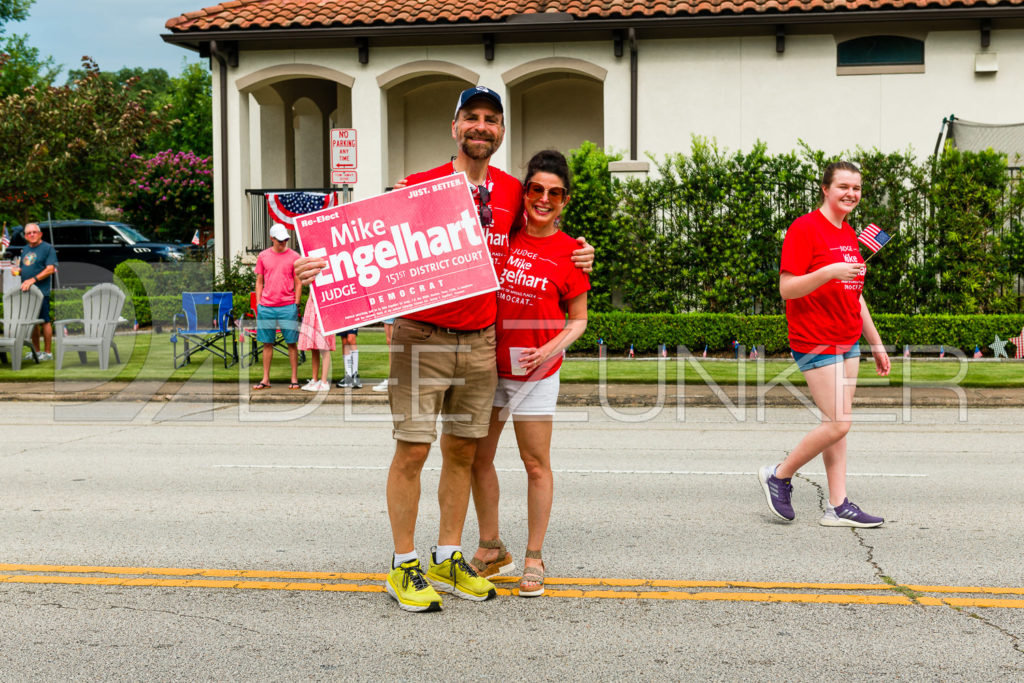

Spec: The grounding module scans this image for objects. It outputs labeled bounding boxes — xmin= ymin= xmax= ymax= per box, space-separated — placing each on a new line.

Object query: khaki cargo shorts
xmin=388 ymin=318 xmax=498 ymax=443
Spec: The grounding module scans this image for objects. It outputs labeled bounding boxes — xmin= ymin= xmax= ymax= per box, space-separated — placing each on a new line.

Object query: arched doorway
xmin=505 ymin=58 xmax=606 ymax=175
xmin=378 ymin=61 xmax=480 ymax=184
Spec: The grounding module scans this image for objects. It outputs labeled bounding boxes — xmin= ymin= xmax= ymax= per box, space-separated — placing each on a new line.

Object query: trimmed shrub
xmin=567 ymin=312 xmax=1024 ymax=356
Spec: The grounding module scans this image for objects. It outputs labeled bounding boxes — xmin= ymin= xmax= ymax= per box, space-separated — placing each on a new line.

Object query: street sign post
xmin=331 ymin=170 xmax=357 ymax=184
xmin=330 ymin=128 xmax=357 ymax=175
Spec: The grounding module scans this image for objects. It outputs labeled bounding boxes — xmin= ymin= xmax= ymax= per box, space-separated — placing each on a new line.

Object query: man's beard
xmin=459 ymin=135 xmax=499 ymax=160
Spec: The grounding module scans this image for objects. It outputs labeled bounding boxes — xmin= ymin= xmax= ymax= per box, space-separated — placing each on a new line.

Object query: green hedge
xmin=564 ymin=140 xmax=1024 ymax=315
xmin=567 ymin=312 xmax=1024 ymax=355
xmin=5 ymin=294 xmax=1022 ymax=356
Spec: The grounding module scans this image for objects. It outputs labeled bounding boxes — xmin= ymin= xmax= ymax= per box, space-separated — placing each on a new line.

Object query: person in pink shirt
xmin=252 ymin=223 xmax=302 ymax=391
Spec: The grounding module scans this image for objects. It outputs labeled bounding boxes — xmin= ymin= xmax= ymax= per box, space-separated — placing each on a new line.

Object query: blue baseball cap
xmin=454 ymin=86 xmax=503 ymax=118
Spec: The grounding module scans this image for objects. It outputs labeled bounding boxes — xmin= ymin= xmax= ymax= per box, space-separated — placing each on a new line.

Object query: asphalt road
xmin=1 ymin=399 xmax=1022 ymax=680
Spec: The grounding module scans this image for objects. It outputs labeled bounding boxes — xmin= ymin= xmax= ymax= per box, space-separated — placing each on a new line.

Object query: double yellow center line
xmin=2 ymin=563 xmax=1022 ymax=608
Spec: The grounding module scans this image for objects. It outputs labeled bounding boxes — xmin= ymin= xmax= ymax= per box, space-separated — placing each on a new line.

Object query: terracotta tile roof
xmin=166 ymin=1 xmax=1024 ymax=32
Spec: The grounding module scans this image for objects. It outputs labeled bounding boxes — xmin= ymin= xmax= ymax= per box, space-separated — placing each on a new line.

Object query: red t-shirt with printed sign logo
xmin=780 ymin=210 xmax=864 ymax=354
xmin=402 ymin=162 xmax=522 ymax=330
xmin=496 ymin=230 xmax=590 ymax=381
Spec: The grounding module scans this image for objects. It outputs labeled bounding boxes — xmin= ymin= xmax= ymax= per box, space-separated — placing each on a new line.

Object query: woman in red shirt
xmin=759 ymin=161 xmax=891 ymax=528
xmin=469 ymin=150 xmax=590 ymax=597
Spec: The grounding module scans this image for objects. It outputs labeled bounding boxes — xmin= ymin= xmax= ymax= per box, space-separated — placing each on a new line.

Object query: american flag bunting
xmin=267 ymin=192 xmax=338 ymax=225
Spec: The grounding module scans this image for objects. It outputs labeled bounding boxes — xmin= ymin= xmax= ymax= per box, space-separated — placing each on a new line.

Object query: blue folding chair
xmin=171 ymin=292 xmax=238 ymax=368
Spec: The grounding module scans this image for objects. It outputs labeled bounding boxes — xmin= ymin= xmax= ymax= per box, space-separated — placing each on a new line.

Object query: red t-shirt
xmin=496 ymin=230 xmax=590 ymax=381
xmin=255 ymin=247 xmax=300 ymax=307
xmin=779 ymin=210 xmax=864 ymax=354
xmin=402 ymin=161 xmax=522 ymax=330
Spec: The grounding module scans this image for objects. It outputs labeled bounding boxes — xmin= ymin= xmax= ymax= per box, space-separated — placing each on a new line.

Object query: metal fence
xmin=245 ymin=187 xmax=354 ymax=253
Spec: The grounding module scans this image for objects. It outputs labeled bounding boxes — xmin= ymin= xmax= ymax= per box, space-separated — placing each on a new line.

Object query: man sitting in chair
xmin=252 ymin=223 xmax=301 ymax=391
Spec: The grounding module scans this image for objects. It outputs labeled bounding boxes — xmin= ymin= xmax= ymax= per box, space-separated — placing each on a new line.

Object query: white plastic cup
xmin=509 ymin=347 xmax=529 ymax=376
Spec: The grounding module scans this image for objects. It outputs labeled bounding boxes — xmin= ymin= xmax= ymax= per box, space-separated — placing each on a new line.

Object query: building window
xmin=837 ymin=35 xmax=925 ymax=75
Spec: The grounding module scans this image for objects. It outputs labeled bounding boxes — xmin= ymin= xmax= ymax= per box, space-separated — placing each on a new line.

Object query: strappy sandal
xmin=469 ymin=538 xmax=516 ymax=578
xmin=517 ymin=549 xmax=545 ymax=598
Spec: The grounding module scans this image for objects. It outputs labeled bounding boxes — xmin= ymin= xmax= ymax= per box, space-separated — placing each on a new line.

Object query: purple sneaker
xmin=758 ymin=465 xmax=794 ymax=521
xmin=820 ymin=498 xmax=884 ymax=528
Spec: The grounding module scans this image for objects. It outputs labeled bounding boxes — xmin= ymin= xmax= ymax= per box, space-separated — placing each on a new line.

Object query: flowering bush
xmin=112 ymin=149 xmax=213 ymax=243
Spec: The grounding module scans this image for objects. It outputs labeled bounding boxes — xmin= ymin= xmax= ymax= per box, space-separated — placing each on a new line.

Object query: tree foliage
xmin=0 ymin=59 xmax=166 ymax=225
xmin=110 ymin=149 xmax=213 ymax=243
xmin=0 ymin=32 xmax=57 ymax=96
xmin=147 ymin=62 xmax=213 ymax=157
xmin=0 ymin=0 xmax=33 ymax=27
xmin=563 ymin=139 xmax=1024 ymax=316
xmin=0 ymin=0 xmax=55 ymax=97
xmin=68 ymin=62 xmax=212 ymax=157
xmin=66 ymin=65 xmax=171 ymax=111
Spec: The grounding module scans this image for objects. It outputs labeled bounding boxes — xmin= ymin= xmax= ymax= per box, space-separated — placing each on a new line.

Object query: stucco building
xmin=162 ymin=0 xmax=1024 ymax=263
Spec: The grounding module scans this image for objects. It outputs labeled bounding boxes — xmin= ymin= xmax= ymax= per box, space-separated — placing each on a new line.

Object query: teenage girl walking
xmin=759 ymin=161 xmax=890 ymax=528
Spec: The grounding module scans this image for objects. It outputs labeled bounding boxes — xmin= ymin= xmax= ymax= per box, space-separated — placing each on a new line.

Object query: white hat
xmin=269 ymin=223 xmax=291 ymax=241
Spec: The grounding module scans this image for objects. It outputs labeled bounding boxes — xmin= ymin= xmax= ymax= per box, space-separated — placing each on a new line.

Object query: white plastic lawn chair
xmin=0 ymin=285 xmax=44 ymax=371
xmin=55 ymin=283 xmax=126 ymax=371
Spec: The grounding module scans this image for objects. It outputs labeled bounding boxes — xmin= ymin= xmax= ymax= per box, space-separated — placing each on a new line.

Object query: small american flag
xmin=858 ymin=223 xmax=891 ymax=254
xmin=702 ymin=344 xmax=708 ymax=358
xmin=973 ymin=345 xmax=983 ymax=359
xmin=191 ymin=230 xmax=200 ymax=246
xmin=628 ymin=344 xmax=635 ymax=358
xmin=1011 ymin=328 xmax=1024 ymax=360
xmin=267 ymin=192 xmax=338 ymax=225
xmin=1 ymin=225 xmax=9 ymax=250
xmin=939 ymin=345 xmax=945 ymax=359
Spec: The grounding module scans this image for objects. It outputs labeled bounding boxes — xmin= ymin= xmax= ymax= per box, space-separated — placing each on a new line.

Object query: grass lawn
xmin=3 ymin=329 xmax=1024 ymax=387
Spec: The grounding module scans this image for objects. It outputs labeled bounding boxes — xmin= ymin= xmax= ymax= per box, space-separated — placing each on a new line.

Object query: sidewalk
xmin=3 ymin=380 xmax=1023 ymax=407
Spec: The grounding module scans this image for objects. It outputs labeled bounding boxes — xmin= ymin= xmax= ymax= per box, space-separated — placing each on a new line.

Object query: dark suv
xmin=7 ymin=220 xmax=188 ymax=287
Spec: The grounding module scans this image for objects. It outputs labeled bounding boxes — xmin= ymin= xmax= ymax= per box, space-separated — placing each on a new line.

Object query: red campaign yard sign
xmin=294 ymin=172 xmax=499 ymax=335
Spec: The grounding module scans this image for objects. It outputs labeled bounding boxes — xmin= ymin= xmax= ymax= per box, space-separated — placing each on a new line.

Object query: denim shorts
xmin=39 ymin=294 xmax=52 ymax=323
xmin=256 ymin=304 xmax=299 ymax=344
xmin=791 ymin=343 xmax=860 ymax=372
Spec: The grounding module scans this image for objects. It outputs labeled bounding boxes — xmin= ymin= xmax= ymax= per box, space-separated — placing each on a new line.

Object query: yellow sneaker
xmin=426 ymin=548 xmax=497 ymax=602
xmin=386 ymin=559 xmax=442 ymax=613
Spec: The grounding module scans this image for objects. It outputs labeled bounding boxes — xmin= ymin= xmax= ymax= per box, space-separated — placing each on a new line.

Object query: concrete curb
xmin=3 ymin=381 xmax=1023 ymax=408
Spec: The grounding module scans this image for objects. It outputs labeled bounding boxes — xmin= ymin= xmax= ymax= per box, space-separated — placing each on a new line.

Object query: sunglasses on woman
xmin=525 ymin=182 xmax=567 ymax=203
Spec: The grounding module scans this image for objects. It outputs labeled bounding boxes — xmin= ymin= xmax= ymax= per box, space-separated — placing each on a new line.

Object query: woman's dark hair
xmin=523 ymin=149 xmax=572 ymax=194
xmin=821 ymin=161 xmax=861 ymax=190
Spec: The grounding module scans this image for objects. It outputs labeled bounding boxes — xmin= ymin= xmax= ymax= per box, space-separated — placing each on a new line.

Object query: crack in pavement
xmin=949 ymin=608 xmax=1024 ymax=658
xmin=795 ymin=474 xmax=921 ymax=604
xmin=797 ymin=473 xmax=1023 ymax=659
xmin=109 ymin=603 xmax=267 ymax=636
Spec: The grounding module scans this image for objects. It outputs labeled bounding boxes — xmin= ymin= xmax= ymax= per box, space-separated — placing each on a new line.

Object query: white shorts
xmin=492 ymin=372 xmax=560 ymax=416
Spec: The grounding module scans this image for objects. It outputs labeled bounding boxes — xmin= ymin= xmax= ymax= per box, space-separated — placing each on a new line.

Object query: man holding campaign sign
xmin=294 ymin=85 xmax=594 ymax=613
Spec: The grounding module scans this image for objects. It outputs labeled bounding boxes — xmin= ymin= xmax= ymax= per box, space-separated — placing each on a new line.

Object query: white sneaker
xmin=24 ymin=350 xmax=37 ymax=359
xmin=301 ymin=379 xmax=320 ymax=392
xmin=372 ymin=379 xmax=389 ymax=392
xmin=317 ymin=381 xmax=331 ymax=392
xmin=38 ymin=351 xmax=53 ymax=361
